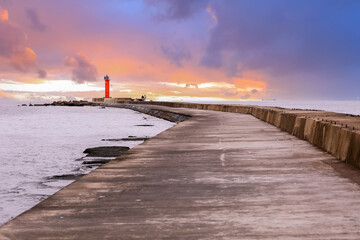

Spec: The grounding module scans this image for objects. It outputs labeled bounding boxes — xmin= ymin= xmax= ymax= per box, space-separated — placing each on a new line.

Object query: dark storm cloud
xmin=146 ymin=0 xmax=210 ymax=20
xmin=201 ymin=0 xmax=360 ymax=76
xmin=190 ymin=0 xmax=360 ymax=98
xmin=64 ymin=53 xmax=98 ymax=83
xmin=26 ymin=8 xmax=46 ymax=31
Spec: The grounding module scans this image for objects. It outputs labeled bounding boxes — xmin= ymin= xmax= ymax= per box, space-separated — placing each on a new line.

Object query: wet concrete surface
xmin=1 ymin=106 xmax=360 ymax=239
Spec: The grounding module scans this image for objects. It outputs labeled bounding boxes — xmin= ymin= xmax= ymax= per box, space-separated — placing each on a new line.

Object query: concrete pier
xmin=2 ymin=105 xmax=360 ymax=239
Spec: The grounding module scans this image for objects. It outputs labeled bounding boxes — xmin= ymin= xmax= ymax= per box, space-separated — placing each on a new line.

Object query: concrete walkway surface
xmin=1 ymin=106 xmax=360 ymax=239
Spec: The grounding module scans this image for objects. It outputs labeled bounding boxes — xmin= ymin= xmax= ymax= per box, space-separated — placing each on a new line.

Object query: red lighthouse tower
xmin=104 ymin=75 xmax=110 ymax=98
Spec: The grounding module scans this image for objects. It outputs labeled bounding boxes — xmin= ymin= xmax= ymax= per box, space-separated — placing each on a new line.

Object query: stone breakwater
xmin=100 ymin=101 xmax=360 ymax=169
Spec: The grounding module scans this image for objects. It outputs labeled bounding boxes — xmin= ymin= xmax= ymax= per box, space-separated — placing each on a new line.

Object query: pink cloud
xmin=0 ymin=5 xmax=46 ymax=78
xmin=64 ymin=53 xmax=98 ymax=83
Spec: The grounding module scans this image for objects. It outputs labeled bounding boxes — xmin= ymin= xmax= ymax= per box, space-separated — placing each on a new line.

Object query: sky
xmin=1 ymin=0 xmax=360 ymax=103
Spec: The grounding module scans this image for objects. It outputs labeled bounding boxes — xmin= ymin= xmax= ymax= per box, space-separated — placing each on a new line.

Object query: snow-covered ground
xmin=0 ymin=105 xmax=175 ymax=226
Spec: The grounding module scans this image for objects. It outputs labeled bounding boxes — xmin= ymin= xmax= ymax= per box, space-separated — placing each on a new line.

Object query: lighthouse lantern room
xmin=104 ymin=75 xmax=110 ymax=98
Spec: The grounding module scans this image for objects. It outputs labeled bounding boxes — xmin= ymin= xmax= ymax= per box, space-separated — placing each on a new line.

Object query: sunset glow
xmin=0 ymin=80 xmax=102 ymax=93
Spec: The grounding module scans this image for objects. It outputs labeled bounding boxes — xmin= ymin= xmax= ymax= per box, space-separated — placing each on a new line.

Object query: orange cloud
xmin=10 ymin=47 xmax=37 ymax=71
xmin=0 ymin=6 xmax=45 ymax=78
xmin=0 ymin=7 xmax=8 ymax=21
xmin=233 ymin=71 xmax=266 ymax=91
xmin=233 ymin=78 xmax=266 ymax=90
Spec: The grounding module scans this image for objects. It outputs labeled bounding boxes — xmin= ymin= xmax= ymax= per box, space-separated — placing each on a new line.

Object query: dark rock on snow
xmin=101 ymin=137 xmax=150 ymax=142
xmin=47 ymin=174 xmax=85 ymax=180
xmin=82 ymin=159 xmax=111 ymax=165
xmin=83 ymin=146 xmax=130 ymax=157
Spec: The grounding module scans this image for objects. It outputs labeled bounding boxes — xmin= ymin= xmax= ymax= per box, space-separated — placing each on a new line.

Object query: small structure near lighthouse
xmin=104 ymin=75 xmax=110 ymax=98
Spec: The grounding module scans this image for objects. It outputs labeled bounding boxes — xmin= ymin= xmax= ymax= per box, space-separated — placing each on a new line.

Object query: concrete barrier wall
xmin=100 ymin=100 xmax=360 ymax=168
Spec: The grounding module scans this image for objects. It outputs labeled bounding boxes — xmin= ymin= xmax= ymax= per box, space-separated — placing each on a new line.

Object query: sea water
xmin=0 ymin=105 xmax=175 ymax=226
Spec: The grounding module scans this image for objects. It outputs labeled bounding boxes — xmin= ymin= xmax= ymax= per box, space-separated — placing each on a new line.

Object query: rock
xmin=83 ymin=146 xmax=130 ymax=157
xmin=82 ymin=159 xmax=111 ymax=165
xmin=50 ymin=100 xmax=95 ymax=107
xmin=101 ymin=137 xmax=150 ymax=142
xmin=47 ymin=174 xmax=85 ymax=180
xmin=75 ymin=157 xmax=85 ymax=161
xmin=101 ymin=139 xmax=122 ymax=142
xmin=134 ymin=124 xmax=154 ymax=127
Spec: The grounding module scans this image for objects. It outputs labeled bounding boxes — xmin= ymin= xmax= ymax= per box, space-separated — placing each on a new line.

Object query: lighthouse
xmin=104 ymin=75 xmax=110 ymax=98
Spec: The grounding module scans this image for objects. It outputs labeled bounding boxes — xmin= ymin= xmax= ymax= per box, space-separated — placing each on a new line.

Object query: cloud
xmin=37 ymin=69 xmax=47 ymax=78
xmin=26 ymin=8 xmax=46 ymax=31
xmin=200 ymin=0 xmax=360 ymax=95
xmin=221 ymin=87 xmax=260 ymax=98
xmin=240 ymin=93 xmax=251 ymax=99
xmin=0 ymin=6 xmax=8 ymax=21
xmin=222 ymin=89 xmax=238 ymax=97
xmin=0 ymin=89 xmax=9 ymax=98
xmin=0 ymin=10 xmax=27 ymax=58
xmin=0 ymin=5 xmax=45 ymax=77
xmin=0 ymin=89 xmax=18 ymax=104
xmin=3 ymin=0 xmax=360 ymax=100
xmin=161 ymin=42 xmax=191 ymax=67
xmin=146 ymin=0 xmax=210 ymax=20
xmin=185 ymin=83 xmax=198 ymax=88
xmin=64 ymin=53 xmax=98 ymax=83
xmin=10 ymin=47 xmax=36 ymax=71
xmin=233 ymin=77 xmax=266 ymax=91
